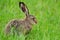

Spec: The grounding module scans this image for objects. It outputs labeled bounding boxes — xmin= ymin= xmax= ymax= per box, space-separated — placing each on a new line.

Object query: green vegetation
xmin=0 ymin=0 xmax=60 ymax=40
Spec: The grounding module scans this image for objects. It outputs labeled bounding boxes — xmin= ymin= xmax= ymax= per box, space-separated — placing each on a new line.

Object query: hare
xmin=5 ymin=2 xmax=37 ymax=35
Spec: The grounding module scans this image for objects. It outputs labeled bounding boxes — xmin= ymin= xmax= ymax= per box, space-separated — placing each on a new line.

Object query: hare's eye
xmin=32 ymin=18 xmax=35 ymax=20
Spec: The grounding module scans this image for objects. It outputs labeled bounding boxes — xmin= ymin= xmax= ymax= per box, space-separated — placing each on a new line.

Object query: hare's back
xmin=10 ymin=19 xmax=24 ymax=27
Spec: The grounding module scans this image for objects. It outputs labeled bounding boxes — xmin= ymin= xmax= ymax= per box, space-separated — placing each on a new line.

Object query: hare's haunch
xmin=5 ymin=2 xmax=37 ymax=35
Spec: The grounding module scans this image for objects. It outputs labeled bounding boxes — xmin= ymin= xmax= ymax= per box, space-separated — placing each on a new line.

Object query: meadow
xmin=0 ymin=0 xmax=60 ymax=40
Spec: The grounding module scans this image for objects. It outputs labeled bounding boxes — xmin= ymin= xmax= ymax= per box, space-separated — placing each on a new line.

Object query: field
xmin=0 ymin=0 xmax=60 ymax=40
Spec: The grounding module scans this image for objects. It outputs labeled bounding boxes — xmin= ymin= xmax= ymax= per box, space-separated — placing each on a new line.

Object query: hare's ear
xmin=19 ymin=2 xmax=29 ymax=16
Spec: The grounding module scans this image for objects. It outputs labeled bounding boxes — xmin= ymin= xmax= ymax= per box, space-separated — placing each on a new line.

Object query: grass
xmin=0 ymin=0 xmax=60 ymax=40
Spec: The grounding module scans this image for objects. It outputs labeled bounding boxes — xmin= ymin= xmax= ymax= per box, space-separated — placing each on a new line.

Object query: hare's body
xmin=6 ymin=19 xmax=32 ymax=35
xmin=5 ymin=2 xmax=37 ymax=35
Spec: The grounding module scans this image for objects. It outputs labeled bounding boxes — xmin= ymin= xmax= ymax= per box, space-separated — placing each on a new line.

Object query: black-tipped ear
xmin=19 ymin=2 xmax=25 ymax=8
xmin=19 ymin=2 xmax=29 ymax=16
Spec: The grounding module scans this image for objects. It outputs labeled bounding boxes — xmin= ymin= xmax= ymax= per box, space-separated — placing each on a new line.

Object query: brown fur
xmin=5 ymin=2 xmax=37 ymax=35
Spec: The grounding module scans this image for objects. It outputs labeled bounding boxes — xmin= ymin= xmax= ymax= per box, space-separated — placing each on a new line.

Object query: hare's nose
xmin=34 ymin=19 xmax=37 ymax=24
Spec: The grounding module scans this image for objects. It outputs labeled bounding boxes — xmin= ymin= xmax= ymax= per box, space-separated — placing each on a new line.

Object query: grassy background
xmin=0 ymin=0 xmax=60 ymax=40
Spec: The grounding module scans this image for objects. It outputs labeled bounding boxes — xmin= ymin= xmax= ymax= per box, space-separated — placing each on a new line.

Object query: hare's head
xmin=19 ymin=2 xmax=37 ymax=24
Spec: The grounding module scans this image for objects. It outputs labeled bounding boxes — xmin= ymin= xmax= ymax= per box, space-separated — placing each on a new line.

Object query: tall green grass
xmin=0 ymin=0 xmax=60 ymax=40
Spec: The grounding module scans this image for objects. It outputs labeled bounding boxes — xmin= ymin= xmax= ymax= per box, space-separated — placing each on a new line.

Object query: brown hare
xmin=5 ymin=2 xmax=37 ymax=35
